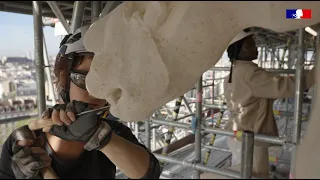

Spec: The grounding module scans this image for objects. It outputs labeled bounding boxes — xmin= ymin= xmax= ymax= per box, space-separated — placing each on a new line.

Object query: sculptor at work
xmin=223 ymin=30 xmax=315 ymax=178
xmin=0 ymin=26 xmax=160 ymax=179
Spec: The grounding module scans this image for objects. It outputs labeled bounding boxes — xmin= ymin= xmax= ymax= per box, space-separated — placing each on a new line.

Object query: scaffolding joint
xmin=191 ymin=159 xmax=198 ymax=170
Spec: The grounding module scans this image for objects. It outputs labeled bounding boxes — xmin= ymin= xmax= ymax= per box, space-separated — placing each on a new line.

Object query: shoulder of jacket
xmin=241 ymin=65 xmax=266 ymax=84
xmin=235 ymin=62 xmax=258 ymax=75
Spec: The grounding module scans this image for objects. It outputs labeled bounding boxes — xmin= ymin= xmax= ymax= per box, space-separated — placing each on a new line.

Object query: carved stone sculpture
xmin=83 ymin=1 xmax=320 ymax=178
xmin=84 ymin=1 xmax=320 ymax=122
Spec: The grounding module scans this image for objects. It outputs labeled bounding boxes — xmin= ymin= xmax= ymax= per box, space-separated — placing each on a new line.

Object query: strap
xmin=59 ymin=54 xmax=75 ymax=103
xmin=228 ymin=61 xmax=234 ymax=83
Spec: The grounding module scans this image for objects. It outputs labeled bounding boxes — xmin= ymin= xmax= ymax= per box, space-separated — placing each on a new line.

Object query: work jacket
xmin=223 ymin=60 xmax=315 ymax=146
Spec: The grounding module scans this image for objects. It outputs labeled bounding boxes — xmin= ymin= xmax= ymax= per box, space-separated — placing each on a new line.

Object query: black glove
xmin=41 ymin=102 xmax=77 ymax=126
xmin=11 ymin=139 xmax=51 ymax=179
xmin=42 ymin=103 xmax=76 ymax=118
xmin=48 ymin=100 xmax=113 ymax=151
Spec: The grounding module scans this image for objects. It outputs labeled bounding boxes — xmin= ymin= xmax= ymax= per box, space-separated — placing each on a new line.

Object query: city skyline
xmin=0 ymin=12 xmax=62 ymax=57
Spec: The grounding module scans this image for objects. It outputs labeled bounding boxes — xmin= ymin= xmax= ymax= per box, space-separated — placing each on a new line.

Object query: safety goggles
xmin=70 ymin=69 xmax=88 ymax=90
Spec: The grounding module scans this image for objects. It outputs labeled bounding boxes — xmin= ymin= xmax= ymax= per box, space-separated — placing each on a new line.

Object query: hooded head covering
xmin=227 ymin=30 xmax=254 ymax=83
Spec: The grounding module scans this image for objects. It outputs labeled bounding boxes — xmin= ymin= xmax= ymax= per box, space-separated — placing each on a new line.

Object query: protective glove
xmin=41 ymin=102 xmax=77 ymax=126
xmin=11 ymin=138 xmax=52 ymax=179
xmin=48 ymin=100 xmax=113 ymax=151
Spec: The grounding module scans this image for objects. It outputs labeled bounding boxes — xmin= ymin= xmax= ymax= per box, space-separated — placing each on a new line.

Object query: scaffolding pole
xmin=289 ymin=28 xmax=305 ymax=179
xmin=33 ymin=1 xmax=46 ymax=117
xmin=161 ymin=96 xmax=183 ymax=160
xmin=203 ymin=111 xmax=222 ymax=165
xmin=258 ymin=47 xmax=263 ymax=67
xmin=182 ymin=96 xmax=193 ymax=114
xmin=288 ymin=44 xmax=296 ymax=69
xmin=271 ymin=46 xmax=276 ymax=68
xmin=202 ymin=145 xmax=231 ymax=153
xmin=210 ymin=67 xmax=296 ymax=74
xmin=240 ymin=131 xmax=254 ymax=179
xmin=46 ymin=1 xmax=70 ymax=33
xmin=100 ymin=1 xmax=116 ymax=18
xmin=150 ymin=118 xmax=286 ymax=146
xmin=91 ymin=1 xmax=101 ymax=23
xmin=211 ymin=70 xmax=215 ymax=104
xmin=135 ymin=122 xmax=139 ymax=139
xmin=70 ymin=1 xmax=86 ymax=33
xmin=154 ymin=153 xmax=241 ymax=179
xmin=194 ymin=76 xmax=203 ymax=178
xmin=152 ymin=128 xmax=157 ymax=150
xmin=43 ymin=36 xmax=56 ymax=105
xmin=265 ymin=46 xmax=269 ymax=68
xmin=313 ymin=29 xmax=320 ymax=106
xmin=145 ymin=119 xmax=151 ymax=150
xmin=203 ymin=103 xmax=227 ymax=110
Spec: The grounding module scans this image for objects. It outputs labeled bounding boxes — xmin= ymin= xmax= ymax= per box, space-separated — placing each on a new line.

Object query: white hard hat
xmin=58 ymin=25 xmax=93 ymax=56
xmin=228 ymin=31 xmax=254 ymax=46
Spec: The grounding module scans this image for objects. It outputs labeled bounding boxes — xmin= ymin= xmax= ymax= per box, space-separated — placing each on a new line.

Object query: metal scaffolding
xmin=90 ymin=1 xmax=101 ymax=23
xmin=194 ymin=76 xmax=203 ymax=178
xmin=2 ymin=1 xmax=317 ymax=179
xmin=289 ymin=28 xmax=306 ymax=179
xmin=241 ymin=131 xmax=254 ymax=179
xmin=33 ymin=1 xmax=46 ymax=117
xmin=46 ymin=1 xmax=70 ymax=33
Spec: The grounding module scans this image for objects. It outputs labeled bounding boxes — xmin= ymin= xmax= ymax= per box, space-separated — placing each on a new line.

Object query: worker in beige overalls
xmin=201 ymin=30 xmax=316 ymax=179
xmin=223 ymin=30 xmax=315 ymax=178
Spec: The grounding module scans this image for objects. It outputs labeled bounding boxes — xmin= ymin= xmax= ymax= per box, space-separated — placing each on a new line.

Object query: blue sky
xmin=0 ymin=12 xmax=61 ymax=57
xmin=0 ymin=11 xmax=229 ymax=60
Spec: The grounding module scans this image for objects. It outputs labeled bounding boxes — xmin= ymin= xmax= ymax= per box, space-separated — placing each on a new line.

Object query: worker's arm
xmin=99 ymin=120 xmax=160 ymax=179
xmin=246 ymin=67 xmax=316 ymax=99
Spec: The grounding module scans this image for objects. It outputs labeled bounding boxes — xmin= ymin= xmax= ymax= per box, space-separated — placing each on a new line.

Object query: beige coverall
xmin=201 ymin=60 xmax=315 ymax=179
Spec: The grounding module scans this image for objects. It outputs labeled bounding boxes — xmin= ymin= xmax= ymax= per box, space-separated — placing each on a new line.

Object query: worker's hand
xmin=11 ymin=138 xmax=52 ymax=179
xmin=41 ymin=102 xmax=77 ymax=126
xmin=44 ymin=100 xmax=113 ymax=151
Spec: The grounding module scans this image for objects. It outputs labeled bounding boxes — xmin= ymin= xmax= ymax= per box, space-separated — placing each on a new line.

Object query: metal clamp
xmin=191 ymin=159 xmax=198 ymax=170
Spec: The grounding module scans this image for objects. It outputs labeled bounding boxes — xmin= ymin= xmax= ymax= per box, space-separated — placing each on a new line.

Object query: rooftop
xmin=4 ymin=57 xmax=33 ymax=64
xmin=16 ymin=82 xmax=37 ymax=96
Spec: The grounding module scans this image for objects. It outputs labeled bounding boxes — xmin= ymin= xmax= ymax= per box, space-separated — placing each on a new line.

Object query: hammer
xmin=12 ymin=126 xmax=59 ymax=179
xmin=20 ymin=105 xmax=111 ymax=178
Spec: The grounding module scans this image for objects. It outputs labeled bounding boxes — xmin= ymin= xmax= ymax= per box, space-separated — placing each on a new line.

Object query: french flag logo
xmin=286 ymin=9 xmax=312 ymax=19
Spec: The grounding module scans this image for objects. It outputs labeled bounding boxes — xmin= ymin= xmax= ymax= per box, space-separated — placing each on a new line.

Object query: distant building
xmin=0 ymin=80 xmax=16 ymax=99
xmin=14 ymin=82 xmax=36 ymax=104
xmin=2 ymin=56 xmax=33 ymax=66
xmin=0 ymin=66 xmax=7 ymax=79
xmin=16 ymin=82 xmax=37 ymax=97
xmin=1 ymin=56 xmax=6 ymax=64
xmin=27 ymin=50 xmax=35 ymax=60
